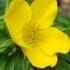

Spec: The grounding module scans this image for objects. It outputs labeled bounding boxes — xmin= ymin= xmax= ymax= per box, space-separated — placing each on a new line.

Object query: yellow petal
xmin=5 ymin=0 xmax=25 ymax=17
xmin=4 ymin=0 xmax=32 ymax=47
xmin=40 ymin=27 xmax=70 ymax=56
xmin=31 ymin=0 xmax=58 ymax=22
xmin=21 ymin=46 xmax=57 ymax=68
xmin=37 ymin=1 xmax=58 ymax=29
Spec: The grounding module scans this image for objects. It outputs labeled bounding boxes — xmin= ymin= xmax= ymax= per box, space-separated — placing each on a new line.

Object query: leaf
xmin=0 ymin=16 xmax=3 ymax=20
xmin=0 ymin=30 xmax=16 ymax=55
xmin=0 ymin=20 xmax=6 ymax=31
xmin=21 ymin=57 xmax=34 ymax=70
xmin=0 ymin=39 xmax=14 ymax=47
xmin=0 ymin=58 xmax=7 ymax=70
xmin=54 ymin=13 xmax=70 ymax=36
xmin=56 ymin=15 xmax=70 ymax=26
xmin=0 ymin=30 xmax=14 ymax=53
xmin=5 ymin=55 xmax=18 ymax=70
xmin=0 ymin=0 xmax=5 ymax=15
xmin=26 ymin=0 xmax=33 ymax=5
xmin=58 ymin=53 xmax=70 ymax=62
xmin=14 ymin=48 xmax=34 ymax=70
xmin=0 ymin=39 xmax=14 ymax=53
xmin=52 ymin=60 xmax=70 ymax=70
xmin=0 ymin=0 xmax=10 ymax=16
xmin=14 ymin=53 xmax=22 ymax=70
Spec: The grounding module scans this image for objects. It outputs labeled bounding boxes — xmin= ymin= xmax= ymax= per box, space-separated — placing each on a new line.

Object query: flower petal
xmin=4 ymin=0 xmax=32 ymax=47
xmin=40 ymin=27 xmax=70 ymax=56
xmin=31 ymin=0 xmax=58 ymax=22
xmin=37 ymin=1 xmax=58 ymax=29
xmin=21 ymin=46 xmax=57 ymax=68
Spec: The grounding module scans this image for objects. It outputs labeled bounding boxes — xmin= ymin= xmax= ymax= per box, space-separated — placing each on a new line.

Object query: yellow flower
xmin=4 ymin=0 xmax=70 ymax=68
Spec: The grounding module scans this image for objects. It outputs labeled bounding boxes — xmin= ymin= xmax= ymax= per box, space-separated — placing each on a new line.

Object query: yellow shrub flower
xmin=4 ymin=0 xmax=70 ymax=68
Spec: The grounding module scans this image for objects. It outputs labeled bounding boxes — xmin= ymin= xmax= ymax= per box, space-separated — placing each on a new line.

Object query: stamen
xmin=22 ymin=23 xmax=45 ymax=47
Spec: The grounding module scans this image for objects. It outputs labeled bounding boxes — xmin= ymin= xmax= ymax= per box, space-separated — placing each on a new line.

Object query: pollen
xmin=22 ymin=23 xmax=45 ymax=47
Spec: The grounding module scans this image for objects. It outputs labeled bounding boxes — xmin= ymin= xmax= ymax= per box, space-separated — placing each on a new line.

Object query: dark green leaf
xmin=58 ymin=53 xmax=70 ymax=62
xmin=52 ymin=60 xmax=69 ymax=70
xmin=26 ymin=0 xmax=33 ymax=5
xmin=21 ymin=57 xmax=34 ymax=70
xmin=0 ymin=58 xmax=7 ymax=70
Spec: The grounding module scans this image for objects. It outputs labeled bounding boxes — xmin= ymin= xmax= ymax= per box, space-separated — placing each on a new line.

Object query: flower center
xmin=22 ymin=23 xmax=45 ymax=47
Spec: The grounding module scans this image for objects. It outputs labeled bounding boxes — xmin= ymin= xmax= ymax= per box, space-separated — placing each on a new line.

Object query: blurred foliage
xmin=0 ymin=0 xmax=70 ymax=70
xmin=54 ymin=13 xmax=70 ymax=37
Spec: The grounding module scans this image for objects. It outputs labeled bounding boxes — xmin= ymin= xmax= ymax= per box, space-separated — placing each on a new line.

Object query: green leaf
xmin=14 ymin=54 xmax=22 ymax=70
xmin=14 ymin=48 xmax=34 ymax=70
xmin=26 ymin=0 xmax=33 ymax=5
xmin=0 ymin=0 xmax=5 ymax=15
xmin=0 ymin=20 xmax=6 ymax=31
xmin=0 ymin=0 xmax=10 ymax=16
xmin=5 ymin=55 xmax=16 ymax=70
xmin=58 ymin=53 xmax=70 ymax=62
xmin=54 ymin=13 xmax=70 ymax=37
xmin=0 ymin=30 xmax=14 ymax=53
xmin=21 ymin=57 xmax=34 ymax=70
xmin=0 ymin=39 xmax=14 ymax=48
xmin=0 ymin=58 xmax=7 ymax=70
xmin=0 ymin=16 xmax=3 ymax=20
xmin=0 ymin=30 xmax=16 ymax=55
xmin=0 ymin=39 xmax=14 ymax=53
xmin=52 ymin=60 xmax=70 ymax=70
xmin=56 ymin=15 xmax=70 ymax=26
